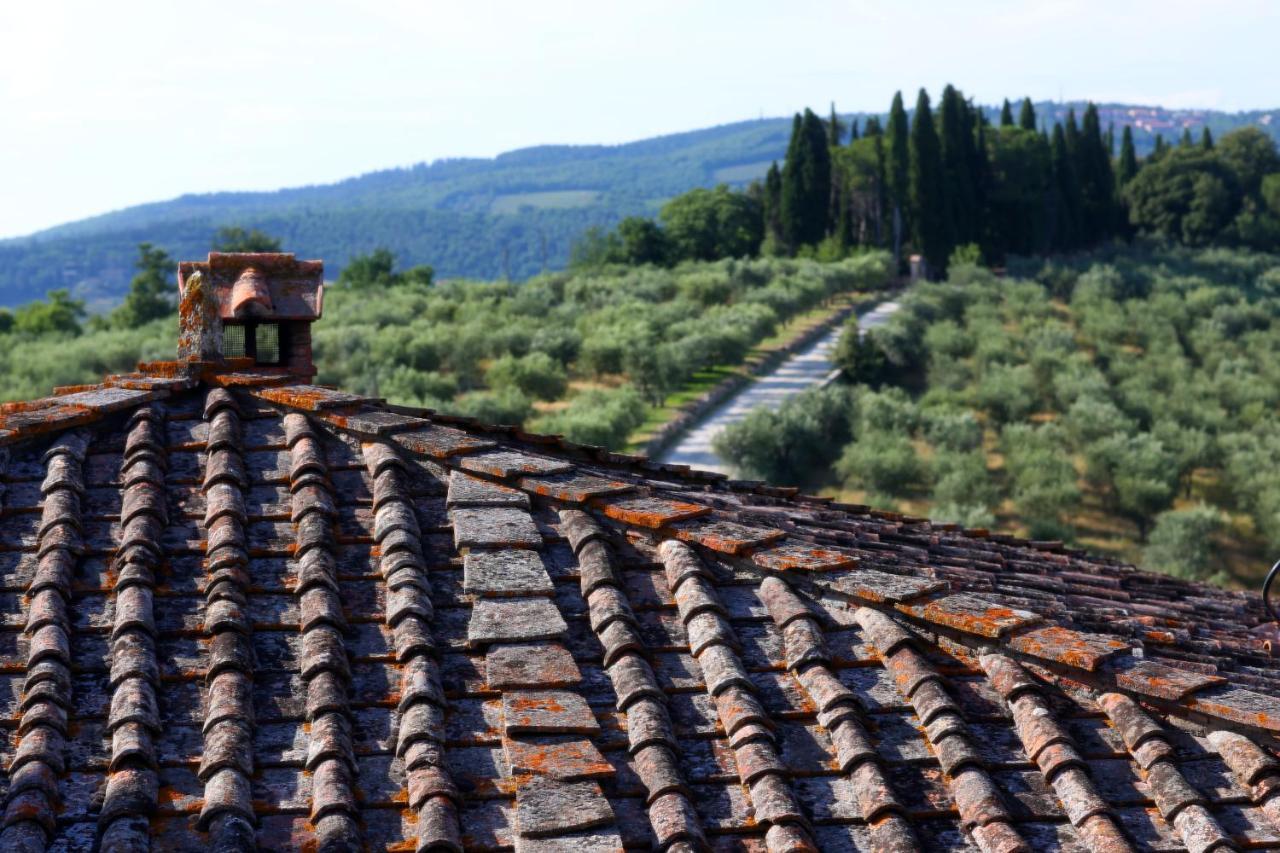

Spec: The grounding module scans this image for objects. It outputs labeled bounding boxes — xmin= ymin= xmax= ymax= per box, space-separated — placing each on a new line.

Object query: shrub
xmin=485 ymin=352 xmax=568 ymax=401
xmin=533 ymin=387 xmax=647 ymax=449
xmin=1143 ymin=505 xmax=1224 ymax=580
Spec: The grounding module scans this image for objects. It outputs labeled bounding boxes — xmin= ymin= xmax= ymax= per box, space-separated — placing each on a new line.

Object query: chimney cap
xmin=178 ymin=252 xmax=323 ymax=321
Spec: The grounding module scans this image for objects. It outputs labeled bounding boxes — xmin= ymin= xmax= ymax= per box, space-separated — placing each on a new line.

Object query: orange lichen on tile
xmin=751 ymin=542 xmax=859 ymax=572
xmin=897 ymin=593 xmax=1042 ymax=639
xmin=594 ymin=494 xmax=711 ymax=529
xmin=1006 ymin=624 xmax=1130 ymax=672
xmin=206 ymin=370 xmax=294 ymax=388
xmin=136 ymin=360 xmax=203 ymax=378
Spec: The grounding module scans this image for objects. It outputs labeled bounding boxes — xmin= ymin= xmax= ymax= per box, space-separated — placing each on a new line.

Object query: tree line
xmin=583 ymin=87 xmax=1280 ymax=278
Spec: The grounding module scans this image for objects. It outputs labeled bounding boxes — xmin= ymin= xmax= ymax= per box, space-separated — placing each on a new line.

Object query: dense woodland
xmin=584 ymin=89 xmax=1280 ymax=277
xmin=715 ymin=244 xmax=1280 ymax=584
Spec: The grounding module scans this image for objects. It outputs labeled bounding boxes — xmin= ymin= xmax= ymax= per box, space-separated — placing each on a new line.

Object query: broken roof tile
xmin=668 ymin=518 xmax=786 ymax=555
xmin=896 ymin=592 xmax=1042 ymax=639
xmin=595 ymin=495 xmax=710 ymax=529
xmin=519 ymin=472 xmax=634 ymax=503
xmin=1006 ymin=624 xmax=1131 ymax=672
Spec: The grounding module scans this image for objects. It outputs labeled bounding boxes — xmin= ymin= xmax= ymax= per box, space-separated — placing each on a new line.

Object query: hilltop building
xmin=1 ymin=253 xmax=1280 ymax=851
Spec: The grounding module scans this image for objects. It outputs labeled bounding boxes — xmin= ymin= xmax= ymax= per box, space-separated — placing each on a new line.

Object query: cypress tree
xmin=1019 ymin=97 xmax=1037 ymax=131
xmin=1065 ymin=108 xmax=1081 ymax=161
xmin=1078 ymin=103 xmax=1117 ymax=244
xmin=1153 ymin=134 xmax=1166 ymax=156
xmin=1180 ymin=127 xmax=1193 ymax=148
xmin=828 ymin=102 xmax=844 ymax=147
xmin=1106 ymin=123 xmax=1115 ymax=156
xmin=1200 ymin=127 xmax=1214 ymax=150
xmin=909 ymin=89 xmax=948 ymax=275
xmin=763 ymin=161 xmax=784 ymax=246
xmin=1050 ymin=123 xmax=1081 ymax=250
xmin=863 ymin=116 xmax=882 ymax=137
xmin=971 ymin=109 xmax=994 ymax=255
xmin=850 ymin=119 xmax=860 ymax=140
xmin=1117 ymin=126 xmax=1138 ymax=186
xmin=779 ymin=114 xmax=804 ymax=251
xmin=781 ymin=109 xmax=832 ymax=249
xmin=886 ymin=92 xmax=910 ymax=266
xmin=939 ymin=85 xmax=978 ymax=246
xmin=1000 ymin=99 xmax=1014 ymax=127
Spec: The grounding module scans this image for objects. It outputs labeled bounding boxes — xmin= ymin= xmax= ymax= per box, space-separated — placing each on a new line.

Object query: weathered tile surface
xmin=469 ymin=598 xmax=569 ymax=646
xmin=0 ymin=347 xmax=1277 ymax=852
xmin=464 ymin=550 xmax=554 ymax=597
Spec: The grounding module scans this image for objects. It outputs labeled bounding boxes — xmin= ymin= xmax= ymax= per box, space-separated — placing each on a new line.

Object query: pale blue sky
xmin=1 ymin=0 xmax=1276 ymax=239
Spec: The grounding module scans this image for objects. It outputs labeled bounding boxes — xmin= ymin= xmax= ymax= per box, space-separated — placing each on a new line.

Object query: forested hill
xmin=3 ymin=102 xmax=1277 ymax=308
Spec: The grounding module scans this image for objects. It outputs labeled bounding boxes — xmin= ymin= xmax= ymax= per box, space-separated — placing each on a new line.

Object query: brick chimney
xmin=176 ymin=253 xmax=324 ymax=379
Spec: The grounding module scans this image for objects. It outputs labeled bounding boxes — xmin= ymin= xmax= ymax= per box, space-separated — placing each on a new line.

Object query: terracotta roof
xmin=1 ymin=361 xmax=1280 ymax=851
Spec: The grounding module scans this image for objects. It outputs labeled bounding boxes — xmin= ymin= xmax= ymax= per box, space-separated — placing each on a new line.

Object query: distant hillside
xmin=2 ymin=101 xmax=1276 ymax=309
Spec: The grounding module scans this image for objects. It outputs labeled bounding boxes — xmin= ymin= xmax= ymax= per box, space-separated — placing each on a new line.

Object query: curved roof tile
xmin=0 ymin=369 xmax=1278 ymax=849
